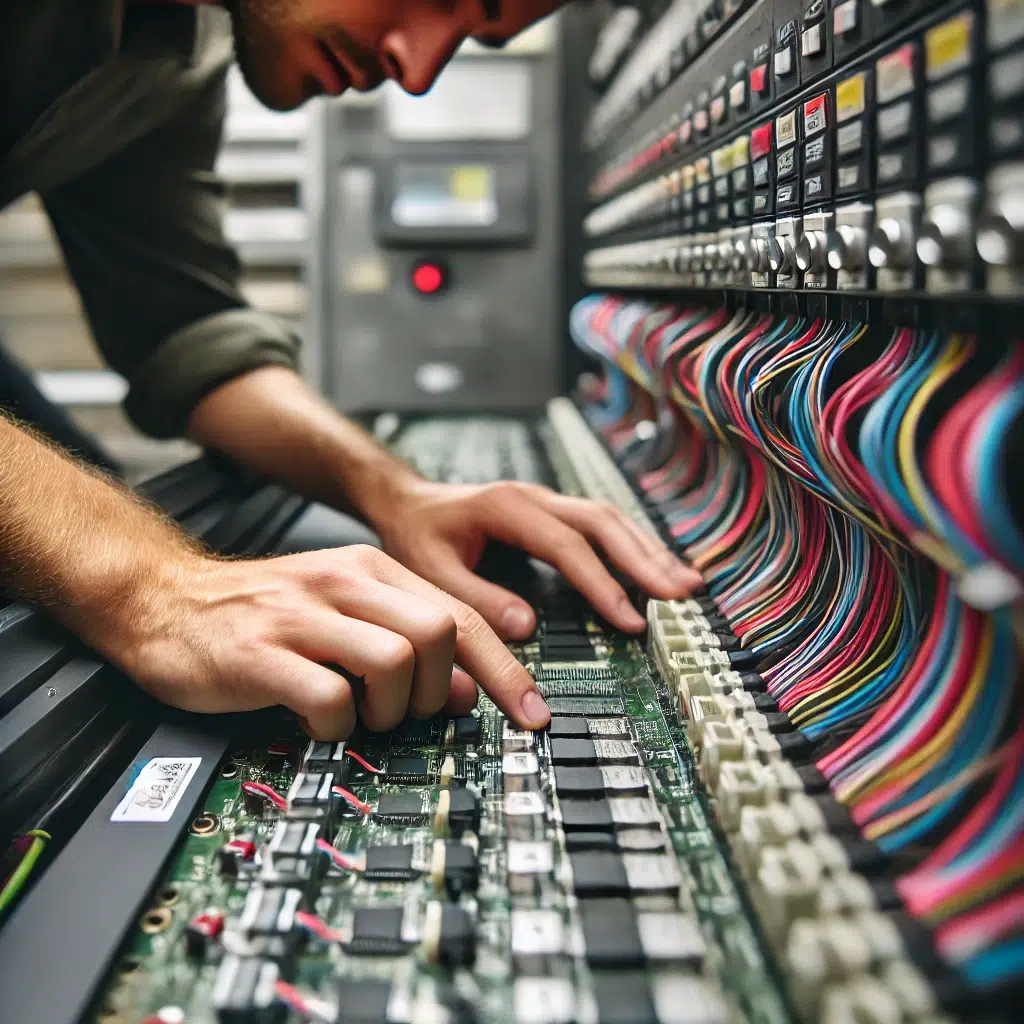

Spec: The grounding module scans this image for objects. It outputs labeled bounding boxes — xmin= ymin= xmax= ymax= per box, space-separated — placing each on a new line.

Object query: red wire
xmin=345 ymin=750 xmax=382 ymax=773
xmin=241 ymin=781 xmax=288 ymax=812
xmin=332 ymin=786 xmax=372 ymax=815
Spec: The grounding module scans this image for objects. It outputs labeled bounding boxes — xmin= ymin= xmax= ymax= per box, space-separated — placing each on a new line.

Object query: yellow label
xmin=925 ymin=12 xmax=973 ymax=80
xmin=711 ymin=145 xmax=733 ymax=176
xmin=681 ymin=164 xmax=695 ymax=189
xmin=835 ymin=73 xmax=866 ymax=122
xmin=731 ymin=135 xmax=750 ymax=166
xmin=695 ymin=157 xmax=712 ymax=183
xmin=450 ymin=165 xmax=492 ymax=201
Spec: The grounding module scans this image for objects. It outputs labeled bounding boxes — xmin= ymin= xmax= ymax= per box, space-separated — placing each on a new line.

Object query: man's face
xmin=224 ymin=0 xmax=562 ymax=110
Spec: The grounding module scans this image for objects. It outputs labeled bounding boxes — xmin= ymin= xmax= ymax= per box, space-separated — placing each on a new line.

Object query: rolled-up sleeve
xmin=40 ymin=22 xmax=300 ymax=439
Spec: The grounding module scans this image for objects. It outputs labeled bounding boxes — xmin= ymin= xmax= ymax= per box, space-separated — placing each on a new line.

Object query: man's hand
xmin=368 ymin=479 xmax=703 ymax=642
xmin=187 ymin=368 xmax=703 ymax=644
xmin=110 ymin=544 xmax=549 ymax=740
xmin=0 ymin=415 xmax=550 ymax=740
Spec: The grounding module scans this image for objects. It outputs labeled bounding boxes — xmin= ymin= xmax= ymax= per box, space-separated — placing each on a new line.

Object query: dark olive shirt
xmin=0 ymin=1 xmax=301 ymax=438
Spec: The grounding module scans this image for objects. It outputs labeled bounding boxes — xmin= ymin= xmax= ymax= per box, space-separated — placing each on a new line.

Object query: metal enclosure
xmin=319 ymin=22 xmax=563 ymax=412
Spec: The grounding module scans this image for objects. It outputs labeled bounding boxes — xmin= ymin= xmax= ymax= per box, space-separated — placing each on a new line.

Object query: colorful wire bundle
xmin=570 ymin=293 xmax=1024 ymax=994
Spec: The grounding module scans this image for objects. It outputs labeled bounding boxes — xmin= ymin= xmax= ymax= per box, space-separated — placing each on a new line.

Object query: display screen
xmin=390 ymin=163 xmax=498 ymax=228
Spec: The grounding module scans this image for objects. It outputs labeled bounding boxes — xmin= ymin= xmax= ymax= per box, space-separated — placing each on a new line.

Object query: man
xmin=0 ymin=0 xmax=700 ymax=740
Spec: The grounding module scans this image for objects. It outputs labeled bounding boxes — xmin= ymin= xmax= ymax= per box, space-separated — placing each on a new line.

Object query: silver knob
xmin=732 ymin=238 xmax=750 ymax=272
xmin=916 ymin=204 xmax=973 ymax=267
xmin=768 ymin=235 xmax=794 ymax=274
xmin=826 ymin=225 xmax=867 ymax=270
xmin=977 ymin=195 xmax=1024 ymax=266
xmin=868 ymin=217 xmax=913 ymax=269
xmin=750 ymin=237 xmax=770 ymax=274
xmin=795 ymin=231 xmax=826 ymax=273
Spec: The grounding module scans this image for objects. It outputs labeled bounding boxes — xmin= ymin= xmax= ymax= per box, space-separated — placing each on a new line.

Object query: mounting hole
xmin=189 ymin=814 xmax=220 ymax=836
xmin=141 ymin=907 xmax=173 ymax=934
xmin=157 ymin=887 xmax=180 ymax=908
xmin=118 ymin=958 xmax=140 ymax=974
xmin=220 ymin=762 xmax=240 ymax=779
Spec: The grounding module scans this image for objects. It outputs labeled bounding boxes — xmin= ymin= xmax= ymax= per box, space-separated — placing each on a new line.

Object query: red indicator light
xmin=412 ymin=262 xmax=445 ymax=295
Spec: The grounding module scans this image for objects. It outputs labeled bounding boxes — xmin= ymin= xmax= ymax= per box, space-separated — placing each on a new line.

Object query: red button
xmin=803 ymin=93 xmax=828 ymax=135
xmin=749 ymin=63 xmax=769 ymax=94
xmin=412 ymin=262 xmax=445 ymax=295
xmin=750 ymin=122 xmax=773 ymax=159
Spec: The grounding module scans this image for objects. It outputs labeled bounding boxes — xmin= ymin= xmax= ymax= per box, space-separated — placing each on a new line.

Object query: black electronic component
xmin=425 ymin=902 xmax=477 ymax=967
xmin=387 ymin=755 xmax=430 ymax=780
xmin=580 ymin=899 xmax=644 ymax=967
xmin=186 ymin=910 xmax=225 ymax=961
xmin=303 ymin=740 xmax=344 ymax=774
xmin=212 ymin=956 xmax=281 ymax=1024
xmin=443 ymin=786 xmax=482 ymax=837
xmin=335 ymin=979 xmax=393 ymax=1023
xmin=454 ymin=716 xmax=482 ymax=743
xmin=569 ymin=852 xmax=629 ymax=897
xmin=397 ymin=718 xmax=433 ymax=743
xmin=347 ymin=907 xmax=408 ymax=956
xmin=551 ymin=738 xmax=599 ymax=764
xmin=264 ymin=821 xmax=320 ymax=883
xmin=592 ymin=972 xmax=657 ymax=1024
xmin=237 ymin=885 xmax=301 ymax=937
xmin=218 ymin=838 xmax=257 ymax=877
xmin=364 ymin=844 xmax=419 ymax=882
xmin=560 ymin=799 xmax=614 ymax=831
xmin=555 ymin=766 xmax=648 ymax=796
xmin=374 ymin=792 xmax=426 ymax=823
xmin=547 ymin=716 xmax=589 ymax=737
xmin=438 ymin=841 xmax=479 ymax=897
xmin=564 ymin=831 xmax=617 ymax=851
xmin=287 ymin=772 xmax=334 ymax=816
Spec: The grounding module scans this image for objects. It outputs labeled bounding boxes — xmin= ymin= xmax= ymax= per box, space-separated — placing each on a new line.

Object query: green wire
xmin=0 ymin=829 xmax=50 ymax=916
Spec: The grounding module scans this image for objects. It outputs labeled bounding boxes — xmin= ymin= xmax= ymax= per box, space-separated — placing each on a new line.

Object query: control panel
xmin=581 ymin=0 xmax=1024 ymax=310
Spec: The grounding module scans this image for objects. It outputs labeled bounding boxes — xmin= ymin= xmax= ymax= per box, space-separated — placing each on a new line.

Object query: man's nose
xmin=380 ymin=23 xmax=466 ymax=96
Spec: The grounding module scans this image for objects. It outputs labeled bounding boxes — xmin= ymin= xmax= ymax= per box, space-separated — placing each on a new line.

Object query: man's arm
xmin=187 ymin=367 xmax=703 ymax=641
xmin=0 ymin=413 xmax=551 ymax=736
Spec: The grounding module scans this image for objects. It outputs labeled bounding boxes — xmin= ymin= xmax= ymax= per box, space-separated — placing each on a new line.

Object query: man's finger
xmin=474 ymin=490 xmax=647 ymax=632
xmin=444 ymin=668 xmax=479 ymax=715
xmin=281 ymin=608 xmax=415 ymax=732
xmin=319 ymin=576 xmax=457 ymax=719
xmin=258 ymin=649 xmax=358 ymax=740
xmin=530 ymin=491 xmax=701 ymax=598
xmin=424 ymin=546 xmax=537 ymax=641
xmin=339 ymin=548 xmax=550 ymax=730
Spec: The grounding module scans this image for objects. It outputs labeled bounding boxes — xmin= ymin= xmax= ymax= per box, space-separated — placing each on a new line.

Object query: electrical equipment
xmin=325 ymin=23 xmax=562 ymax=412
xmin=581 ymin=0 xmax=1024 ymax=315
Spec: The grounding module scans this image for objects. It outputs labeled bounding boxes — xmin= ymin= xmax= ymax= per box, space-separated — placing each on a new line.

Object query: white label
xmin=503 ymin=752 xmax=540 ymax=776
xmin=111 ymin=757 xmax=202 ymax=823
xmin=512 ymin=910 xmax=565 ymax=955
xmin=775 ymin=111 xmax=797 ymax=147
xmin=505 ymin=791 xmax=546 ymax=816
xmin=833 ymin=0 xmax=859 ymax=34
xmin=508 ymin=841 xmax=555 ymax=874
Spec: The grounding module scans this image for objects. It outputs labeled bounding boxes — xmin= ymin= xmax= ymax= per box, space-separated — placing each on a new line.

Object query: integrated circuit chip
xmin=546 ymin=697 xmax=625 ymax=717
xmin=363 ymin=844 xmax=419 ymax=882
xmin=374 ymin=792 xmax=426 ymax=823
xmin=550 ymin=738 xmax=638 ymax=765
xmin=548 ymin=716 xmax=630 ymax=738
xmin=580 ymin=899 xmax=644 ymax=966
xmin=335 ymin=979 xmax=393 ymax=1023
xmin=347 ymin=907 xmax=408 ymax=956
xmin=387 ymin=755 xmax=430 ymax=780
xmin=554 ymin=766 xmax=649 ymax=795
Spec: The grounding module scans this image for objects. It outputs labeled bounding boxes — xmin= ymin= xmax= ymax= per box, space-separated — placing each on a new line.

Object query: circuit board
xmin=92 ymin=616 xmax=791 ymax=1024
xmin=91 ymin=417 xmax=792 ymax=1024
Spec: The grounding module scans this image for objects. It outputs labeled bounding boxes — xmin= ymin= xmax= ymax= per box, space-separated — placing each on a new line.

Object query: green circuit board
xmin=93 ymin=634 xmax=791 ymax=1024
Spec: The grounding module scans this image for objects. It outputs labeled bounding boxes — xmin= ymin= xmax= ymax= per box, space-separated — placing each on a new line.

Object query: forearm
xmin=185 ymin=366 xmax=422 ymax=527
xmin=0 ymin=414 xmax=198 ymax=642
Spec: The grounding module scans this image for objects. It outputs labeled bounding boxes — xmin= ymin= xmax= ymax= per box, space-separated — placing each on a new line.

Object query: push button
xmin=750 ymin=64 xmax=769 ymax=95
xmin=803 ymin=94 xmax=828 ymax=136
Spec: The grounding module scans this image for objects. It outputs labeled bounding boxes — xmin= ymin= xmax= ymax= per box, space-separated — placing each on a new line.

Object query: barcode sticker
xmin=111 ymin=757 xmax=202 ymax=823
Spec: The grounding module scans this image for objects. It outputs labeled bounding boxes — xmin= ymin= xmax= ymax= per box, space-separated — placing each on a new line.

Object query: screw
xmin=47 ymin=687 xmax=57 ymax=698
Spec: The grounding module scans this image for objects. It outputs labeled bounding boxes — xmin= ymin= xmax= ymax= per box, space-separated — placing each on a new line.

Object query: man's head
xmin=223 ymin=0 xmax=563 ymax=110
